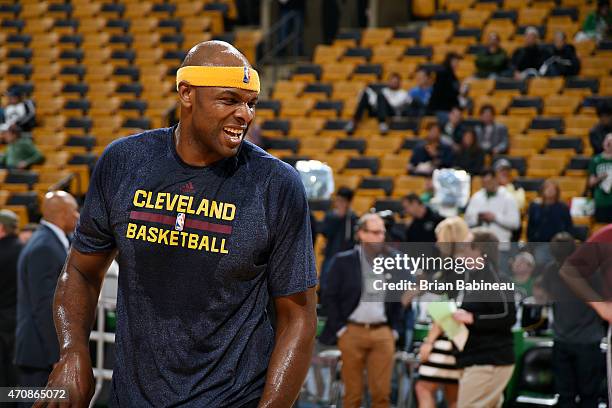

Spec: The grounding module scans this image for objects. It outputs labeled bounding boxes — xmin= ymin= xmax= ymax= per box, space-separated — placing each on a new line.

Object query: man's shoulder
xmin=333 ymin=248 xmax=359 ymax=262
xmin=102 ymin=128 xmax=170 ymax=162
xmin=241 ymin=140 xmax=302 ymax=183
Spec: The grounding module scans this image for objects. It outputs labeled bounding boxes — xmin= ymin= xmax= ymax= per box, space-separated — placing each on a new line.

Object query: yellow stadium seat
xmin=467 ymin=78 xmax=495 ymax=98
xmin=383 ymin=61 xmax=418 ymax=80
xmin=483 ymin=21 xmax=516 ymax=41
xmin=496 ymin=116 xmax=530 ymax=134
xmin=321 ymin=63 xmax=355 ymax=82
xmin=518 ymin=8 xmax=549 ymax=25
xmin=460 ymin=9 xmax=491 ymax=28
xmin=299 ymin=137 xmax=335 ymax=156
xmin=351 ymin=196 xmax=375 ymax=215
xmin=361 ymin=28 xmax=393 ymax=47
xmin=575 ymin=40 xmax=596 ymax=58
xmin=332 ymin=81 xmax=365 ymax=101
xmin=313 ymin=45 xmax=345 ymax=65
xmin=473 ymin=95 xmax=511 ymax=116
xmin=393 ymin=175 xmax=427 ymax=197
xmin=379 ymin=155 xmax=409 ymax=177
xmin=433 ymin=44 xmax=467 ymax=64
xmin=543 ymin=95 xmax=581 ymax=116
xmin=564 ymin=115 xmax=598 ymax=137
xmin=511 ymin=136 xmax=547 ymax=151
xmin=420 ymin=26 xmax=453 ymax=46
xmin=364 ymin=137 xmax=403 ymax=157
xmin=280 ymin=99 xmax=316 ymax=118
xmin=527 ymin=77 xmax=564 ymax=97
xmin=445 ymin=0 xmax=474 ymax=11
xmin=371 ymin=45 xmax=404 ymax=64
xmin=551 ymin=176 xmax=587 ymax=197
xmin=527 ymin=155 xmax=567 ymax=177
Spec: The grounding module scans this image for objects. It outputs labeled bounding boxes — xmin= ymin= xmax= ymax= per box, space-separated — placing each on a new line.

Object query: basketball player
xmin=34 ymin=41 xmax=318 ymax=407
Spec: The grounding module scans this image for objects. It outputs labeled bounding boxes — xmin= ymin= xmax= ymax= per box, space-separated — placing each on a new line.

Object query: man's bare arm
xmin=258 ymin=287 xmax=317 ymax=408
xmin=34 ymin=248 xmax=116 ymax=408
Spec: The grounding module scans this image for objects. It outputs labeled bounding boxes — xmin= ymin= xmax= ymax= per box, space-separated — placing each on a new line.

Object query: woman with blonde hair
xmin=415 ymin=216 xmax=472 ymax=408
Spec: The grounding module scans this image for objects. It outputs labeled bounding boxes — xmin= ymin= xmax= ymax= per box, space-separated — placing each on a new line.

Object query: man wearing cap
xmin=15 ymin=191 xmax=79 ymax=391
xmin=38 ymin=41 xmax=318 ymax=408
xmin=494 ymin=158 xmax=526 ymax=212
xmin=0 ymin=209 xmax=22 ymax=387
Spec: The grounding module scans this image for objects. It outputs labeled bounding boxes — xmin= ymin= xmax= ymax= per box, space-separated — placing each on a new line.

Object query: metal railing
xmin=258 ymin=10 xmax=301 ymax=71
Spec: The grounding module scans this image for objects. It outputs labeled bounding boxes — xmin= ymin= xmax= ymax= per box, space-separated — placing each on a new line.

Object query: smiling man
xmin=35 ymin=41 xmax=318 ymax=408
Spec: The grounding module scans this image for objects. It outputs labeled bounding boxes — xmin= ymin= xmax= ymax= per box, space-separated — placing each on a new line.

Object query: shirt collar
xmin=40 ymin=219 xmax=69 ymax=251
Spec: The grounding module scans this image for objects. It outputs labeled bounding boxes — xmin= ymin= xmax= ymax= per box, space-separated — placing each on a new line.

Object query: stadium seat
xmin=358 ymin=176 xmax=393 ymax=196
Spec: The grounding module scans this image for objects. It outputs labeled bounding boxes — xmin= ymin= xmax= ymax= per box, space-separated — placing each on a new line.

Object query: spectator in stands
xmin=475 ymin=32 xmax=510 ymax=78
xmin=455 ymin=128 xmax=485 ymax=175
xmin=428 ymin=52 xmax=462 ymax=117
xmin=0 ymin=125 xmax=43 ymax=169
xmin=15 ymin=191 xmax=79 ymax=388
xmin=320 ymin=187 xmax=358 ymax=291
xmin=441 ymin=106 xmax=466 ymax=146
xmin=1 ymin=89 xmax=35 ymax=132
xmin=475 ymin=104 xmax=509 ymax=155
xmin=527 ymin=179 xmax=574 ymax=242
xmin=465 ymin=169 xmax=520 ymax=244
xmin=453 ymin=230 xmax=516 ymax=408
xmin=406 ymin=68 xmax=433 ymax=117
xmin=402 ymin=193 xmax=444 ymax=242
xmin=575 ymin=0 xmax=612 ymax=43
xmin=511 ymin=251 xmax=537 ymax=300
xmin=409 ymin=123 xmax=454 ymax=176
xmin=511 ymin=27 xmax=551 ymax=79
xmin=589 ymin=133 xmax=612 ymax=223
xmin=590 ymin=103 xmax=612 ymax=155
xmin=494 ymin=159 xmax=526 ymax=211
xmin=542 ymin=232 xmax=606 ymax=408
xmin=319 ymin=213 xmax=402 ymax=408
xmin=346 ymin=72 xmax=408 ymax=134
xmin=0 ymin=210 xmax=22 ymax=387
xmin=541 ymin=31 xmax=581 ymax=77
xmin=18 ymin=223 xmax=37 ymax=245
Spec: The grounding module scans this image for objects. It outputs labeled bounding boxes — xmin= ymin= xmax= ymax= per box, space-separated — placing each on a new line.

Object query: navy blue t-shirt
xmin=73 ymin=127 xmax=318 ymax=407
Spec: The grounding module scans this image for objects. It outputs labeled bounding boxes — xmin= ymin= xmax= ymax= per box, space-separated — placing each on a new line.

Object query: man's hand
xmin=478 ymin=212 xmax=496 ymax=223
xmin=590 ymin=302 xmax=612 ymax=323
xmin=453 ymin=309 xmax=474 ymax=325
xmin=33 ymin=349 xmax=94 ymax=408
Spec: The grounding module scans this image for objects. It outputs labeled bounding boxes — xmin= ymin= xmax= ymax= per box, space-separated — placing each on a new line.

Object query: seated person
xmin=409 ymin=123 xmax=454 ymax=175
xmin=2 ymin=89 xmax=36 ymax=132
xmin=406 ymin=68 xmax=433 ymax=117
xmin=511 ymin=251 xmax=536 ymax=302
xmin=541 ymin=31 xmax=581 ymax=77
xmin=346 ymin=72 xmax=408 ymax=134
xmin=575 ymin=0 xmax=611 ymax=43
xmin=455 ymin=128 xmax=485 ymax=175
xmin=475 ymin=32 xmax=510 ymax=78
xmin=0 ymin=124 xmax=43 ymax=169
xmin=589 ymin=133 xmax=612 ymax=223
xmin=590 ymin=103 xmax=612 ymax=155
xmin=474 ymin=104 xmax=509 ymax=155
xmin=511 ymin=27 xmax=551 ymax=79
xmin=442 ymin=106 xmax=466 ymax=147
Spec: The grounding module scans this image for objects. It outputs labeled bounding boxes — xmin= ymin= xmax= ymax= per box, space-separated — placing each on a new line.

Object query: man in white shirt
xmin=319 ymin=213 xmax=403 ymax=408
xmin=465 ymin=169 xmax=520 ymax=244
xmin=346 ymin=72 xmax=408 ymax=134
xmin=2 ymin=89 xmax=36 ymax=132
xmin=15 ymin=191 xmax=79 ymax=389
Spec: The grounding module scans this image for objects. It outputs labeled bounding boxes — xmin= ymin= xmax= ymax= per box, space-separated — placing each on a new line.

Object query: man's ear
xmin=177 ymin=82 xmax=193 ymax=108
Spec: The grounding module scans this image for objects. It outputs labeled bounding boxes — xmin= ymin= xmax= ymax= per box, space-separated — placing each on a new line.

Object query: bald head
xmin=181 ymin=40 xmax=251 ymax=68
xmin=42 ymin=191 xmax=79 ymax=234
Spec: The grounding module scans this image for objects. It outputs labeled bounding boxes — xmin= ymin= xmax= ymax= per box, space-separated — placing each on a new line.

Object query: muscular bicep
xmin=61 ymin=248 xmax=118 ymax=291
xmin=273 ymin=287 xmax=318 ymax=331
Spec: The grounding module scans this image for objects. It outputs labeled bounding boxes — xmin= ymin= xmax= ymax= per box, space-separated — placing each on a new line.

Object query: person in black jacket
xmin=542 ymin=31 xmax=581 ymax=77
xmin=428 ymin=52 xmax=462 ymax=115
xmin=590 ymin=103 xmax=612 ymax=155
xmin=320 ymin=187 xmax=358 ymax=291
xmin=0 ymin=210 xmax=22 ymax=387
xmin=320 ymin=213 xmax=403 ymax=408
xmin=452 ymin=229 xmax=516 ymax=408
xmin=527 ymin=179 xmax=574 ymax=243
xmin=15 ymin=191 xmax=79 ymax=389
xmin=402 ymin=193 xmax=445 ymax=242
xmin=455 ymin=128 xmax=485 ymax=175
xmin=511 ymin=27 xmax=551 ymax=79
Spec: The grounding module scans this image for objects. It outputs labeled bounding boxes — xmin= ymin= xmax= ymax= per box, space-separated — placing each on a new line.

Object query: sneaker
xmin=379 ymin=122 xmax=389 ymax=134
xmin=345 ymin=121 xmax=355 ymax=134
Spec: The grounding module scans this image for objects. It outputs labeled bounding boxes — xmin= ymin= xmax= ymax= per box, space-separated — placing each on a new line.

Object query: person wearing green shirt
xmin=589 ymin=133 xmax=612 ymax=223
xmin=0 ymin=124 xmax=44 ymax=169
xmin=576 ymin=0 xmax=612 ymax=42
xmin=475 ymin=32 xmax=510 ymax=78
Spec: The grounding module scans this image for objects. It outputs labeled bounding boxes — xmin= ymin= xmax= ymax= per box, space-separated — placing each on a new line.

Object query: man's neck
xmin=175 ymin=123 xmax=221 ymax=167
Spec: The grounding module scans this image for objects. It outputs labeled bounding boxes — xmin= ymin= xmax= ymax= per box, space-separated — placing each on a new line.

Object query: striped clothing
xmin=418 ymin=337 xmax=461 ymax=384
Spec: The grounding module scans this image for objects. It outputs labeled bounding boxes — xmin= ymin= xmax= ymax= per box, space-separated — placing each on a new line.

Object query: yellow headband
xmin=176 ymin=66 xmax=260 ymax=93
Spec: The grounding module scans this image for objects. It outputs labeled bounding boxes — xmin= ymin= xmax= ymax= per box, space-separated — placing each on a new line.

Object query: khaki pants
xmin=457 ymin=364 xmax=514 ymax=408
xmin=337 ymin=324 xmax=395 ymax=408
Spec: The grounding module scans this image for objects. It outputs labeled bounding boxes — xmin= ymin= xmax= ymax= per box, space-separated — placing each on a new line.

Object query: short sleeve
xmin=266 ymin=165 xmax=318 ymax=298
xmin=72 ymin=146 xmax=116 ymax=253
